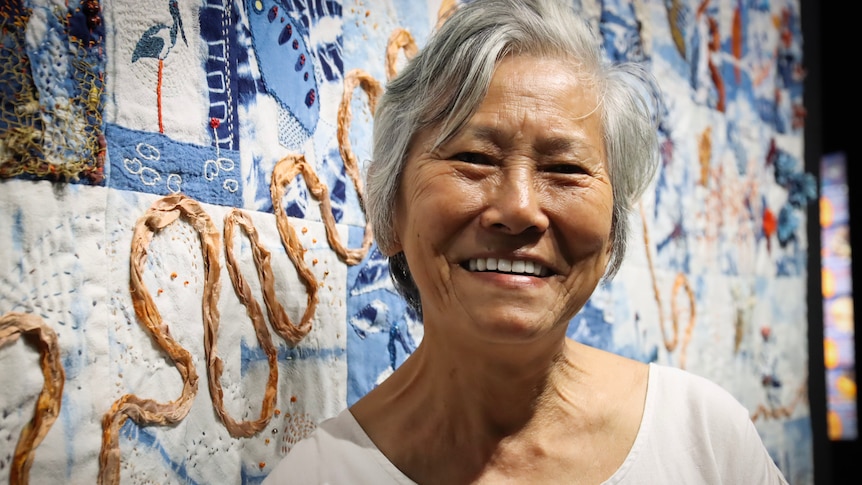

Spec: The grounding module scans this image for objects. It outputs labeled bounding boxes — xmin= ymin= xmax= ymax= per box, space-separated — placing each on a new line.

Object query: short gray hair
xmin=365 ymin=0 xmax=661 ymax=313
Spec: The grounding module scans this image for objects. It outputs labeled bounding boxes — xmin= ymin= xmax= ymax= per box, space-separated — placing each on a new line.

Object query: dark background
xmin=802 ymin=1 xmax=860 ymax=484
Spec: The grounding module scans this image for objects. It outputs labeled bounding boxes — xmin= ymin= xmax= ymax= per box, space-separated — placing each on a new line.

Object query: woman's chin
xmin=460 ymin=308 xmax=568 ymax=345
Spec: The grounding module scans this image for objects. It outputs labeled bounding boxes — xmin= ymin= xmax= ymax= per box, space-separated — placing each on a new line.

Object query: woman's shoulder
xmin=644 ymin=364 xmax=771 ymax=462
xmin=607 ymin=364 xmax=788 ymax=484
xmin=646 ymin=363 xmax=750 ymax=419
xmin=262 ymin=409 xmax=417 ymax=485
xmin=261 ymin=410 xmax=350 ymax=484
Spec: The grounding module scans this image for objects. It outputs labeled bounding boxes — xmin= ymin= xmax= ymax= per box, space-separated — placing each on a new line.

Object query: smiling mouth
xmin=462 ymin=257 xmax=550 ymax=277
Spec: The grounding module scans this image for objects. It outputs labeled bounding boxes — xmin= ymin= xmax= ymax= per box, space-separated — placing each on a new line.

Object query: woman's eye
xmin=452 ymin=152 xmax=490 ymax=165
xmin=544 ymin=164 xmax=586 ymax=174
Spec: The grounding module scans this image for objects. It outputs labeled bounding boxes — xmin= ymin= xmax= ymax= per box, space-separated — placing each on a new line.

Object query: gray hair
xmin=365 ymin=0 xmax=661 ymax=313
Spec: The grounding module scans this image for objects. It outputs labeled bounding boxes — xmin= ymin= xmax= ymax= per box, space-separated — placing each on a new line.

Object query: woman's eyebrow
xmin=535 ymin=136 xmax=579 ymax=155
xmin=463 ymin=124 xmax=503 ymax=144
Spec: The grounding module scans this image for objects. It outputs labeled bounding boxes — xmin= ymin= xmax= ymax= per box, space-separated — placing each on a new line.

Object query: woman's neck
xmin=350 ymin=308 xmax=650 ymax=483
xmin=417 ymin=332 xmax=576 ymax=424
xmin=350 ymin=326 xmax=608 ymax=477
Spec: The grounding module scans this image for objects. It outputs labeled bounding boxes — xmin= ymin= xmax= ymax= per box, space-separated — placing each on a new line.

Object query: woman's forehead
xmin=409 ymin=54 xmax=603 ymax=153
xmin=471 ymin=58 xmax=603 ymax=140
xmin=490 ymin=54 xmax=599 ymax=96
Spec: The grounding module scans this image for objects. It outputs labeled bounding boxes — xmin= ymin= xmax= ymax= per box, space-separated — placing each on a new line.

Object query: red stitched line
xmin=157 ymin=59 xmax=164 ymax=133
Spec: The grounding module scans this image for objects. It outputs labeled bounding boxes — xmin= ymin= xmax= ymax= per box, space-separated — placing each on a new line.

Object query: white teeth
xmin=465 ymin=258 xmax=546 ymax=276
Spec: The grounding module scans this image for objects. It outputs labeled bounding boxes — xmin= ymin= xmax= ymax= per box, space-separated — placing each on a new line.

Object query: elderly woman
xmin=265 ymin=0 xmax=788 ymax=483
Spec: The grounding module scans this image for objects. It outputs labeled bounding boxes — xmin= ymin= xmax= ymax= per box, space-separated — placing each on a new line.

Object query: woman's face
xmin=392 ymin=55 xmax=613 ymax=343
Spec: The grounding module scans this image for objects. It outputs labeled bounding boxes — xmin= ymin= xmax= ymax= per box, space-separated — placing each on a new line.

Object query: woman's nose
xmin=479 ymin=167 xmax=550 ymax=235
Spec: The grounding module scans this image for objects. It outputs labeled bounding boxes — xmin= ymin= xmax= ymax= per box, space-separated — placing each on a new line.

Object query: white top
xmin=263 ymin=363 xmax=788 ymax=484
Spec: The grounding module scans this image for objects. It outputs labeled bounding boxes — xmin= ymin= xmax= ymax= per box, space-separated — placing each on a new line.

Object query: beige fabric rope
xmin=0 ymin=312 xmax=65 ymax=485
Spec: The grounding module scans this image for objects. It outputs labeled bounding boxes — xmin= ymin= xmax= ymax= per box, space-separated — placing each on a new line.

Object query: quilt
xmin=0 ymin=0 xmax=815 ymax=483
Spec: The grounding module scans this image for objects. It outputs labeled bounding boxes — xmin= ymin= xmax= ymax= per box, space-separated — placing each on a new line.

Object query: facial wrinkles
xmin=496 ymin=65 xmax=603 ymax=145
xmin=396 ymin=153 xmax=473 ymax=313
xmin=503 ymin=161 xmax=610 ymax=324
xmin=525 ymin=86 xmax=611 ymax=268
xmin=558 ymin=192 xmax=614 ymax=314
xmin=474 ymin=98 xmax=607 ymax=185
xmin=458 ymin=133 xmax=611 ymax=276
xmin=474 ymin=173 xmax=610 ymax=328
xmin=485 ymin=152 xmax=610 ymax=260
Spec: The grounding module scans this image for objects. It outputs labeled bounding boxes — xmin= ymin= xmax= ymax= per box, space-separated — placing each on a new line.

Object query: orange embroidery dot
xmin=312 ymin=258 xmax=319 ymax=265
xmin=312 ymin=238 xmax=317 ymax=244
xmin=170 ymin=272 xmax=178 ymax=279
xmin=274 ymin=409 xmax=281 ymax=416
xmin=265 ymin=438 xmax=270 ymax=444
xmin=184 ymin=281 xmax=189 ymax=287
xmin=259 ymin=462 xmax=266 ymax=469
xmin=301 ymin=227 xmax=308 ymax=234
xmin=290 ymin=396 xmax=297 ymax=403
xmin=763 ymin=207 xmax=777 ymax=238
xmin=157 ymin=288 xmax=163 ymax=295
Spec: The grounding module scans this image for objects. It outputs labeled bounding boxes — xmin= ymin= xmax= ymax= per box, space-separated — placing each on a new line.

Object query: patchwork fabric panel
xmin=0 ymin=0 xmax=107 ymax=183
